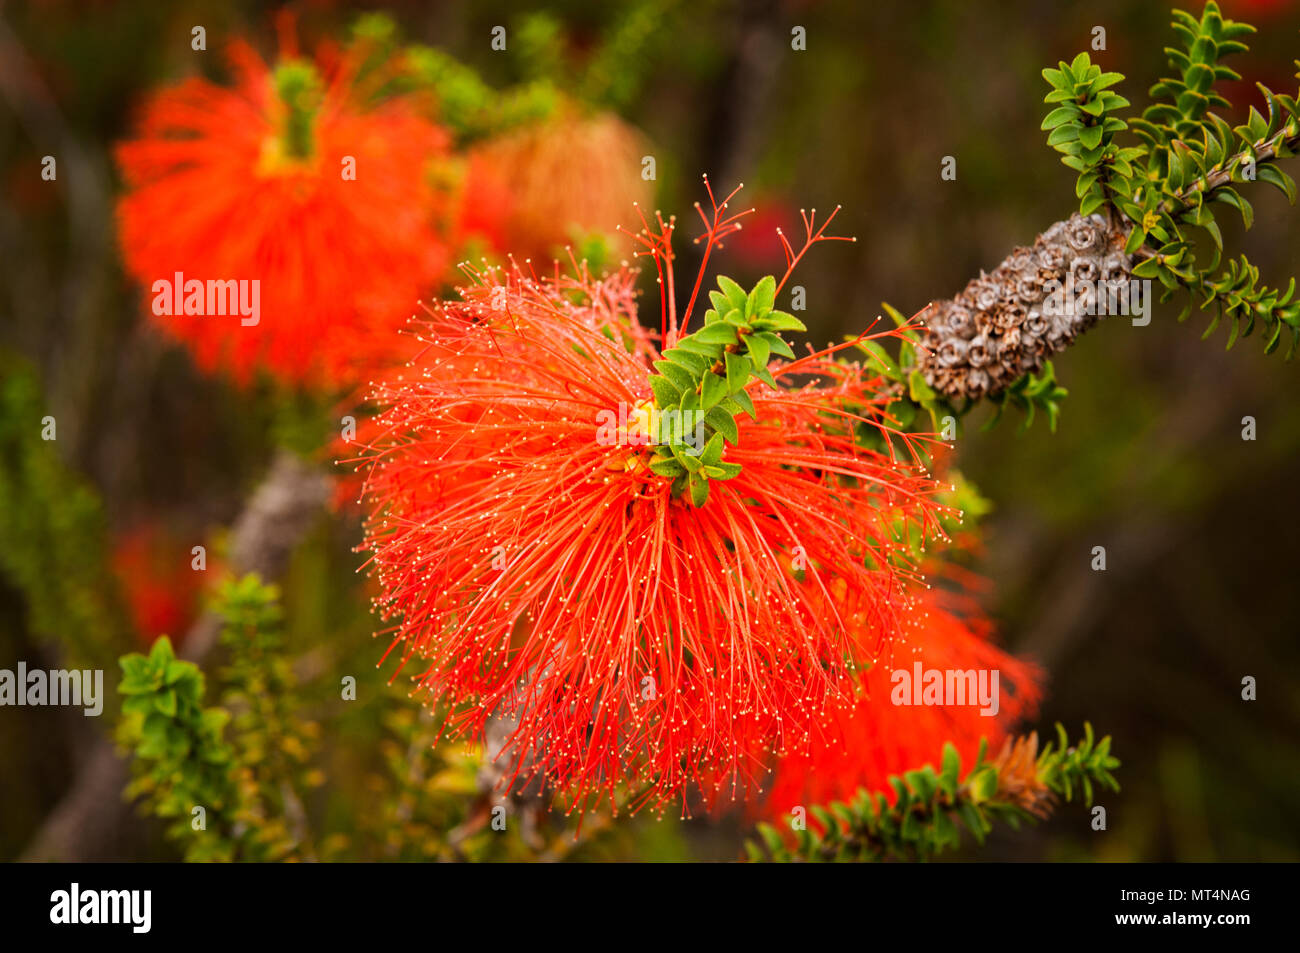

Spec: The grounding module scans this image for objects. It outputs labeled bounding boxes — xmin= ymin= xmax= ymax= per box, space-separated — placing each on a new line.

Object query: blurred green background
xmin=1 ymin=0 xmax=1298 ymax=861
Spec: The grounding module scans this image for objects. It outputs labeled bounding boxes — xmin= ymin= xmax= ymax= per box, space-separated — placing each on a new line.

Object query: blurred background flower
xmin=759 ymin=582 xmax=1042 ymax=822
xmin=456 ymin=106 xmax=651 ymax=261
xmin=115 ymin=17 xmax=454 ymax=389
xmin=110 ymin=520 xmax=213 ymax=646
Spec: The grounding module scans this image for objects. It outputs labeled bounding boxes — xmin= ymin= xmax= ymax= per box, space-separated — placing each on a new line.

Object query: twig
xmin=1157 ymin=131 xmax=1300 ymax=218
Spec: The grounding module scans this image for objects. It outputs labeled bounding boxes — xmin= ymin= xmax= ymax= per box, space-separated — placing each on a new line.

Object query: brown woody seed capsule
xmin=916 ymin=212 xmax=1129 ymax=400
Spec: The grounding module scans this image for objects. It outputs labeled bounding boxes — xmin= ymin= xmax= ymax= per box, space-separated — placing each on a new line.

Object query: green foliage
xmin=360 ymin=706 xmax=618 ymax=862
xmin=566 ymin=228 xmax=616 ymax=273
xmin=577 ymin=1 xmax=678 ymax=109
xmin=1043 ymin=2 xmax=1300 ymax=358
xmin=271 ymin=61 xmax=323 ymax=160
xmin=508 ymin=3 xmax=676 ymax=110
xmin=119 ymin=575 xmax=617 ymax=862
xmin=935 ymin=468 xmax=994 ymax=540
xmin=0 ymin=351 xmax=132 ymax=675
xmin=1189 ymin=257 xmax=1300 ymax=354
xmin=1042 ymin=52 xmax=1136 ymax=216
xmin=1137 ymin=3 xmax=1256 ymax=147
xmin=215 ymin=574 xmax=322 ymax=861
xmin=646 ymin=275 xmax=803 ymax=505
xmin=365 ymin=2 xmax=674 ymax=146
xmin=746 ymin=724 xmax=1120 ymax=862
xmin=1039 ymin=722 xmax=1121 ymax=807
xmin=404 ymin=45 xmax=559 ymax=145
xmin=348 ymin=12 xmax=557 ymax=145
xmin=119 ymin=576 xmax=319 ymax=861
xmin=982 ymin=362 xmax=1070 ymax=434
xmin=515 ymin=13 xmax=565 ymax=84
xmin=118 ymin=637 xmax=242 ymax=862
xmin=851 ymin=307 xmax=960 ymax=444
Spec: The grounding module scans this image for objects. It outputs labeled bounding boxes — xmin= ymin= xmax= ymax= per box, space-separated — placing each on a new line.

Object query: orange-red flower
xmin=116 ymin=27 xmax=452 ymax=388
xmin=455 ymin=109 xmax=651 ymax=261
xmin=759 ymin=583 xmax=1041 ymax=819
xmin=355 ymin=192 xmax=956 ymax=812
xmin=111 ymin=522 xmax=210 ymax=646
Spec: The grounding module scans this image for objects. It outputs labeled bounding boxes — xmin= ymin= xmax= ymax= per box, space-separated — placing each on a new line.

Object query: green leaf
xmin=967 ymin=766 xmax=998 ymax=804
xmin=730 ymin=389 xmax=756 ymax=419
xmin=888 ymin=398 xmax=917 ymax=429
xmin=163 ymin=660 xmax=191 ymax=686
xmin=716 ymin=275 xmax=748 ymax=312
xmin=688 ymin=472 xmax=709 ymax=508
xmin=154 ymin=690 xmax=178 ymax=717
xmin=700 ymin=432 xmax=724 ymax=466
xmin=652 ymin=359 xmax=694 ymax=392
xmin=907 ymin=369 xmax=937 ymax=404
xmin=674 ymin=336 xmax=717 ymax=357
xmin=1212 ymin=187 xmax=1254 ymax=229
xmin=663 ymin=348 xmax=708 ymax=375
xmin=1046 ymin=124 xmax=1081 ymax=147
xmin=940 ymin=743 xmax=961 ymax=795
xmin=649 ymin=375 xmax=681 ymax=409
xmin=757 ymin=310 xmax=806 ymax=333
xmin=758 ymin=331 xmax=794 ymax=360
xmin=746 ymin=276 xmax=776 ymax=317
xmin=694 ymin=323 xmax=740 ymax=346
xmin=856 ymin=338 xmax=898 ymax=376
xmin=724 ymin=352 xmax=751 ymax=393
xmin=674 ymin=443 xmax=703 ymax=472
xmin=700 ymin=370 xmax=727 ymax=410
xmin=1132 ymin=257 xmax=1163 ymax=279
xmin=1041 ymin=67 xmax=1068 ymax=89
xmin=1079 ymin=189 xmax=1106 ymax=215
xmin=1042 ymin=105 xmax=1080 ymax=130
xmin=1258 ymin=164 xmax=1297 ymax=203
xmin=1094 ymin=71 xmax=1125 ymax=92
xmin=648 ymin=456 xmax=684 ymax=478
xmin=121 ymin=694 xmax=155 ymax=716
xmin=704 ymin=405 xmax=739 ymax=444
xmin=1201 ymin=216 xmax=1223 ymax=250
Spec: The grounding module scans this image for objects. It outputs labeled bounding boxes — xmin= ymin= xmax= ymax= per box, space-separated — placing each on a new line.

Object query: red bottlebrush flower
xmin=111 ymin=523 xmax=210 ymax=646
xmin=455 ymin=108 xmax=652 ymax=261
xmin=116 ymin=26 xmax=452 ymax=388
xmin=355 ymin=183 xmax=956 ymax=812
xmin=759 ymin=582 xmax=1041 ymax=820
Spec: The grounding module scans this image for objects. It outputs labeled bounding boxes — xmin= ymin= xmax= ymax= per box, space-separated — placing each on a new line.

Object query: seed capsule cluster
xmin=917 ymin=213 xmax=1130 ymax=401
